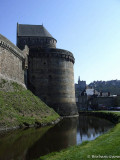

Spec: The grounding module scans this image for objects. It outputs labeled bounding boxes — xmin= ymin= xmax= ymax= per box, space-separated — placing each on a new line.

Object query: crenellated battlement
xmin=29 ymin=48 xmax=75 ymax=64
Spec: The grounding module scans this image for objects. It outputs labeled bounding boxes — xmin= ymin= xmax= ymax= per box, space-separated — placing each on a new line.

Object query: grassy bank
xmin=39 ymin=111 xmax=120 ymax=160
xmin=0 ymin=79 xmax=60 ymax=128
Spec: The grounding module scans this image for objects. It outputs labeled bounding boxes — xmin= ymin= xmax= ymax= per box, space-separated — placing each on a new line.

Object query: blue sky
xmin=0 ymin=0 xmax=120 ymax=84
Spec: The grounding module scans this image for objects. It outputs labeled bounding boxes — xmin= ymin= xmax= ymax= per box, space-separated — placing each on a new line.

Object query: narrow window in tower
xmin=49 ymin=75 xmax=52 ymax=80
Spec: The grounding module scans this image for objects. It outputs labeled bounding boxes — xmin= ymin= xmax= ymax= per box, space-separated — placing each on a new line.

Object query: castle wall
xmin=28 ymin=48 xmax=78 ymax=116
xmin=0 ymin=34 xmax=27 ymax=85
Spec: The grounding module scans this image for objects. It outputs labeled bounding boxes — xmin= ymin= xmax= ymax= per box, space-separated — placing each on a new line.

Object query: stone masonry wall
xmin=28 ymin=48 xmax=78 ymax=116
xmin=0 ymin=34 xmax=27 ymax=85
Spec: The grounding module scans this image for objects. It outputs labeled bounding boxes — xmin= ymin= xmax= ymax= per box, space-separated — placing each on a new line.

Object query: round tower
xmin=17 ymin=23 xmax=78 ymax=116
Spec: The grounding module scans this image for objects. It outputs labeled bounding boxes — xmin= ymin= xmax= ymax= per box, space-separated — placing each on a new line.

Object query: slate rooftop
xmin=17 ymin=24 xmax=53 ymax=38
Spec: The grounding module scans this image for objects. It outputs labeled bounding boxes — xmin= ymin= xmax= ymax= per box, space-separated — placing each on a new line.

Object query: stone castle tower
xmin=17 ymin=23 xmax=78 ymax=116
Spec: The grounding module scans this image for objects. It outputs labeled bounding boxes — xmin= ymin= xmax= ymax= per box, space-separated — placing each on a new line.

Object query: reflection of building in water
xmin=77 ymin=115 xmax=114 ymax=144
xmin=0 ymin=116 xmax=114 ymax=160
xmin=26 ymin=117 xmax=78 ymax=160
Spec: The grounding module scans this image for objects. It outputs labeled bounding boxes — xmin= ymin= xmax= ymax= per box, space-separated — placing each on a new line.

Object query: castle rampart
xmin=0 ymin=34 xmax=28 ymax=86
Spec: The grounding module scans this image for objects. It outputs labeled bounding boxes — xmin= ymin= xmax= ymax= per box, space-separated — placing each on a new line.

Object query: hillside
xmin=88 ymin=80 xmax=120 ymax=95
xmin=0 ymin=78 xmax=60 ymax=130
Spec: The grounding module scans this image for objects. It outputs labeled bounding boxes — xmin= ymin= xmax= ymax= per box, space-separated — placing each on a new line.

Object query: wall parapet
xmin=17 ymin=36 xmax=57 ymax=50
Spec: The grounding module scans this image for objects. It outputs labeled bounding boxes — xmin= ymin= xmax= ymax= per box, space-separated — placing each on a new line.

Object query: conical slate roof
xmin=17 ymin=24 xmax=53 ymax=38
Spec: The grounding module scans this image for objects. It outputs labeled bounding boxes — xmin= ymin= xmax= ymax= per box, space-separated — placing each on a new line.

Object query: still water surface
xmin=0 ymin=116 xmax=114 ymax=160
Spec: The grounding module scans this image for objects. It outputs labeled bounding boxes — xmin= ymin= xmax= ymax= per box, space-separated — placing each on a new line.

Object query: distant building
xmin=75 ymin=76 xmax=86 ymax=97
xmin=86 ymin=88 xmax=94 ymax=96
xmin=75 ymin=78 xmax=116 ymax=111
xmin=98 ymin=92 xmax=110 ymax=97
xmin=75 ymin=77 xmax=87 ymax=111
xmin=77 ymin=90 xmax=87 ymax=111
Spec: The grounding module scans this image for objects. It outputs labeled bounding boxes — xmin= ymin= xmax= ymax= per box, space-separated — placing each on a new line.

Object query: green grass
xmin=38 ymin=111 xmax=120 ymax=160
xmin=0 ymin=80 xmax=60 ymax=128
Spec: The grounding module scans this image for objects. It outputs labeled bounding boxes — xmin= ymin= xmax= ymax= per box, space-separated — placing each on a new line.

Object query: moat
xmin=0 ymin=115 xmax=114 ymax=160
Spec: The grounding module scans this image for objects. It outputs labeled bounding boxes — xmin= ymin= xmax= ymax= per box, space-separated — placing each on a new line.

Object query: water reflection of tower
xmin=26 ymin=117 xmax=78 ymax=160
xmin=77 ymin=115 xmax=82 ymax=144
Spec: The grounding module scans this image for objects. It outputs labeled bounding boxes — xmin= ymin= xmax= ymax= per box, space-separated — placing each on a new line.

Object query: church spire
xmin=78 ymin=76 xmax=80 ymax=84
